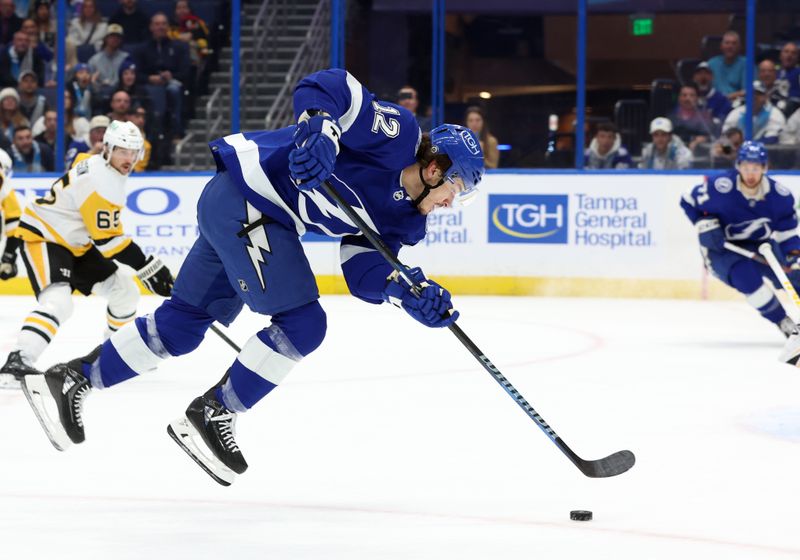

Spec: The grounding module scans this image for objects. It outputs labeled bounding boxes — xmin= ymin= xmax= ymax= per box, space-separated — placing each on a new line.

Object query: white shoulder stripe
xmin=223 ymin=133 xmax=306 ymax=236
xmin=773 ymin=229 xmax=797 ymax=243
xmin=340 ymin=243 xmax=376 ymax=265
xmin=339 ymin=72 xmax=363 ymax=133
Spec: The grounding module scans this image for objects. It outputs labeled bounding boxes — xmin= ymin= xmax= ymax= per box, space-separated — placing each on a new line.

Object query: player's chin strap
xmin=411 ymin=167 xmax=446 ymax=208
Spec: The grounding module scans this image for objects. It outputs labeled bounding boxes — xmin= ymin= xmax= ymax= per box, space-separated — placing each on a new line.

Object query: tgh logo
xmin=488 ymin=194 xmax=569 ymax=244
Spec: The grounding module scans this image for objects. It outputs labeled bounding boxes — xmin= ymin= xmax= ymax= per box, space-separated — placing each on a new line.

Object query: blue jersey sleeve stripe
xmin=223 ymin=133 xmax=307 ymax=236
xmin=339 ymin=71 xmax=364 ymax=133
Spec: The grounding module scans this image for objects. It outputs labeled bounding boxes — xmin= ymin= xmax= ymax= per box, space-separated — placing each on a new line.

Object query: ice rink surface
xmin=1 ymin=294 xmax=799 ymax=559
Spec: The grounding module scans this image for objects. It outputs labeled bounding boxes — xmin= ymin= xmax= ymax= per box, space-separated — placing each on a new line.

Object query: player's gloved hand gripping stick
xmin=321 ymin=180 xmax=635 ymax=478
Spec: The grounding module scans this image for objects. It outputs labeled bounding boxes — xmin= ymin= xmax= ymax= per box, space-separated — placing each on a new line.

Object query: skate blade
xmin=0 ymin=373 xmax=21 ymax=390
xmin=779 ymin=333 xmax=800 ymax=366
xmin=167 ymin=417 xmax=236 ymax=486
xmin=21 ymin=374 xmax=71 ymax=452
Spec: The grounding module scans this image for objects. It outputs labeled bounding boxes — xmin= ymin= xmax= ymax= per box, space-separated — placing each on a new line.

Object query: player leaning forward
xmin=20 ymin=69 xmax=484 ymax=484
xmin=681 ymin=141 xmax=800 ymax=337
xmin=0 ymin=121 xmax=174 ymax=388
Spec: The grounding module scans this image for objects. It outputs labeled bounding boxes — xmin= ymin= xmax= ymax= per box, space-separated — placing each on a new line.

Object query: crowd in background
xmin=585 ymin=30 xmax=800 ymax=170
xmin=0 ymin=0 xmax=215 ymax=173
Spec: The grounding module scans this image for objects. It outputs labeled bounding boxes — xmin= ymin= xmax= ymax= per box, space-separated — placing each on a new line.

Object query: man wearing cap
xmin=722 ymin=80 xmax=785 ymax=144
xmin=0 ymin=29 xmax=45 ymax=88
xmin=65 ymin=114 xmax=108 ymax=168
xmin=70 ymin=62 xmax=93 ymax=118
xmin=397 ymin=86 xmax=431 ymax=131
xmin=692 ymin=61 xmax=732 ymax=125
xmin=639 ymin=117 xmax=692 ymax=170
xmin=17 ymin=69 xmax=47 ymax=125
xmin=88 ymin=23 xmax=129 ymax=105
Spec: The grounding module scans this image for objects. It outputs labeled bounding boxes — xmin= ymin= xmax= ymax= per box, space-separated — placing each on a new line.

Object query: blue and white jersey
xmin=208 ymin=69 xmax=426 ymax=303
xmin=680 ymin=170 xmax=800 ymax=253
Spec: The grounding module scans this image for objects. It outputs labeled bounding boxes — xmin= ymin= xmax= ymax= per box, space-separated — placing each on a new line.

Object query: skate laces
xmin=211 ymin=411 xmax=240 ymax=453
xmin=72 ymin=383 xmax=91 ymax=428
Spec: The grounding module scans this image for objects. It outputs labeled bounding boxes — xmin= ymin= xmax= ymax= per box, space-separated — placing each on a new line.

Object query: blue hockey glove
xmin=697 ymin=218 xmax=725 ymax=252
xmin=289 ymin=113 xmax=341 ymax=191
xmin=382 ymin=267 xmax=459 ymax=328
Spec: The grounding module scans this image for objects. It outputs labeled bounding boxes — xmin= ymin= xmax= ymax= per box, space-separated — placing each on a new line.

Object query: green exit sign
xmin=631 ymin=16 xmax=653 ymax=36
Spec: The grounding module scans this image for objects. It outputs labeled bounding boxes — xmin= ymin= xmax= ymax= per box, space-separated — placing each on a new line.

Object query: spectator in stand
xmin=88 ymin=23 xmax=128 ymax=108
xmin=33 ymin=107 xmax=55 ymax=151
xmin=759 ymin=58 xmax=795 ymax=118
xmin=692 ymin=62 xmax=732 ymax=126
xmin=136 ymin=12 xmax=189 ymax=144
xmin=669 ymin=84 xmax=714 ymax=151
xmin=0 ymin=30 xmax=45 ymax=88
xmin=107 ymin=89 xmax=130 ymax=122
xmin=711 ymin=126 xmax=743 ymax=167
xmin=64 ymin=113 xmax=107 ymax=168
xmin=110 ymin=0 xmax=150 ymax=45
xmin=31 ymin=0 xmax=55 ymax=50
xmin=396 ymin=86 xmax=431 ymax=131
xmin=128 ymin=105 xmax=149 ymax=171
xmin=776 ymin=41 xmax=800 ymax=102
xmin=707 ymin=30 xmax=746 ymax=101
xmin=0 ymin=87 xmax=29 ymax=145
xmin=21 ymin=17 xmax=51 ymax=63
xmin=723 ymin=80 xmax=785 ymax=144
xmin=464 ymin=106 xmax=499 ymax=169
xmin=32 ymin=87 xmax=89 ymax=144
xmin=67 ymin=0 xmax=107 ymax=52
xmin=70 ymin=62 xmax=92 ymax=118
xmin=43 ymin=36 xmax=76 ymax=87
xmin=17 ymin=69 xmax=46 ymax=124
xmin=10 ymin=124 xmax=52 ymax=171
xmin=0 ymin=0 xmax=23 ymax=45
xmin=639 ymin=117 xmax=692 ymax=170
xmin=116 ymin=58 xmax=148 ymax=111
xmin=169 ymin=0 xmax=209 ymax=87
xmin=584 ymin=121 xmax=632 ymax=169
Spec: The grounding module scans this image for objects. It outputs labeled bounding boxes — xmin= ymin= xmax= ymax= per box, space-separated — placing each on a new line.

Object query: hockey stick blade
xmin=560 ymin=440 xmax=635 ymax=478
xmin=321 ymin=180 xmax=636 ymax=479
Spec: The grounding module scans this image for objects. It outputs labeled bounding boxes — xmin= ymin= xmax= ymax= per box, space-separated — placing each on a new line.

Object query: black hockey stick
xmin=321 ymin=180 xmax=635 ymax=478
xmin=210 ymin=324 xmax=241 ymax=353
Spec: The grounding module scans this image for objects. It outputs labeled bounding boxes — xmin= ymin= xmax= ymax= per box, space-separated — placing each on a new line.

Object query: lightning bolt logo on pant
xmin=243 ymin=202 xmax=271 ymax=291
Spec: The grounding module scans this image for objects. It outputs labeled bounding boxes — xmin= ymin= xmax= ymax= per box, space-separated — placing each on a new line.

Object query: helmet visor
xmin=445 ymin=175 xmax=479 ymax=207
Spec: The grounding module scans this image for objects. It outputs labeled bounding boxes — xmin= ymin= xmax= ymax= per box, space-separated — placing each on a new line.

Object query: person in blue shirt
xmin=707 ymin=31 xmax=746 ymax=101
xmin=680 ymin=141 xmax=800 ymax=337
xmin=19 ymin=68 xmax=485 ymax=486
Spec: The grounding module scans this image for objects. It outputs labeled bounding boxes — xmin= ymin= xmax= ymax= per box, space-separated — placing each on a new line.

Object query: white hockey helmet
xmin=0 ymin=147 xmax=12 ymax=177
xmin=103 ymin=120 xmax=144 ymax=156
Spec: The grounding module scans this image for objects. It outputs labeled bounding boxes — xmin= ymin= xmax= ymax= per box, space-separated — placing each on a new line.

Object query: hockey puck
xmin=570 ymin=510 xmax=592 ymax=521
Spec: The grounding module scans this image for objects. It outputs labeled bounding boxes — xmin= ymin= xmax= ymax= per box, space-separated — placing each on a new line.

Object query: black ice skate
xmin=0 ymin=351 xmax=39 ymax=390
xmin=167 ymin=390 xmax=248 ymax=486
xmin=21 ymin=348 xmax=99 ymax=451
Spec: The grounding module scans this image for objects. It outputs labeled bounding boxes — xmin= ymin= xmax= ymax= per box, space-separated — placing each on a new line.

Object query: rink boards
xmin=2 ymin=171 xmax=799 ymax=298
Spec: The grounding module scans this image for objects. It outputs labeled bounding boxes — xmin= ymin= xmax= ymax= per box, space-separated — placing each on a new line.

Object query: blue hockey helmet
xmin=430 ymin=124 xmax=485 ymax=197
xmin=736 ymin=140 xmax=768 ymax=166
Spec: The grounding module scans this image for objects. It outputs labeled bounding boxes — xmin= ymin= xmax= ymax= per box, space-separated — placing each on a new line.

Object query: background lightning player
xmin=680 ymin=140 xmax=800 ymax=336
xmin=20 ymin=68 xmax=484 ymax=485
xmin=0 ymin=121 xmax=174 ymax=388
xmin=0 ymin=148 xmax=21 ymax=284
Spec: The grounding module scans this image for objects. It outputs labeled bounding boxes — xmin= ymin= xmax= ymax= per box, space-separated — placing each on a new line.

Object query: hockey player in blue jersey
xmin=680 ymin=140 xmax=800 ymax=337
xmin=19 ymin=68 xmax=485 ymax=485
